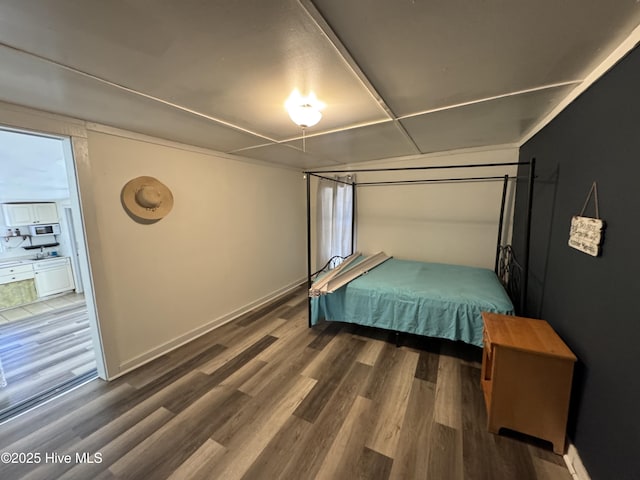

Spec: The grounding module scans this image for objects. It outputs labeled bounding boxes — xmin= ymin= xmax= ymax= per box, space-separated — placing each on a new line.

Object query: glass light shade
xmin=287 ymin=105 xmax=322 ymax=128
xmin=285 ymin=89 xmax=324 ymax=128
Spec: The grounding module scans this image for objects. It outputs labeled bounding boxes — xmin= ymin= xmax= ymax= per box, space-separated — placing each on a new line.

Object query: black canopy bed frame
xmin=303 ymin=159 xmax=536 ymax=345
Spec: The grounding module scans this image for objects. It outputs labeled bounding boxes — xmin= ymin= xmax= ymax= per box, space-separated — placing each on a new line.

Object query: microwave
xmin=29 ymin=223 xmax=61 ymax=236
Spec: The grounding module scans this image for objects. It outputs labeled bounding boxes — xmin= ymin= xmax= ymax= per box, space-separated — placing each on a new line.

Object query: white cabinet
xmin=2 ymin=204 xmax=33 ymax=226
xmin=2 ymin=202 xmax=59 ymax=226
xmin=0 ymin=263 xmax=35 ymax=285
xmin=33 ymin=257 xmax=75 ymax=297
xmin=31 ymin=203 xmax=59 ymax=224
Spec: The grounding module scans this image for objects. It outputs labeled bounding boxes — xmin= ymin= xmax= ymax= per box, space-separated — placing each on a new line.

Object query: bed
xmin=304 ymin=160 xmax=535 ymax=345
xmin=310 ymin=256 xmax=514 ymax=347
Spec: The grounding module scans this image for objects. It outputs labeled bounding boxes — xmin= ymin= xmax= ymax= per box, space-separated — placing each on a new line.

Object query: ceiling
xmin=0 ymin=130 xmax=69 ymax=202
xmin=0 ymin=1 xmax=638 ymax=169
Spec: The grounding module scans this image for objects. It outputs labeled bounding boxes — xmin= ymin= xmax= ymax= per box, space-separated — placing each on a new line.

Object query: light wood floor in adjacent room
xmin=0 ymin=287 xmax=572 ymax=480
xmin=0 ymin=295 xmax=95 ymax=416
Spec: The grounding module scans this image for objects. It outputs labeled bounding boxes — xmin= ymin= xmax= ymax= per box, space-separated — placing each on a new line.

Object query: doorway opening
xmin=0 ymin=126 xmax=104 ymax=422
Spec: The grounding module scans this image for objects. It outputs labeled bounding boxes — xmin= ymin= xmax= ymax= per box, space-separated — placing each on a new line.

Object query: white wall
xmin=0 ymin=102 xmax=307 ymax=379
xmin=345 ymin=147 xmax=519 ymax=269
xmin=82 ymin=129 xmax=307 ymax=375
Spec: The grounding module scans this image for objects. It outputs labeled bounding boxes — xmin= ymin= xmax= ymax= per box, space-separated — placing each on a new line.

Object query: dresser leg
xmin=552 ymin=436 xmax=566 ymax=455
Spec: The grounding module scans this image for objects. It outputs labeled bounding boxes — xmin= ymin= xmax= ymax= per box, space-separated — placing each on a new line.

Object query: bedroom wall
xmin=0 ymin=102 xmax=307 ymax=379
xmin=513 ymin=45 xmax=640 ymax=480
xmin=83 ymin=128 xmax=307 ymax=375
xmin=345 ymin=147 xmax=519 ymax=269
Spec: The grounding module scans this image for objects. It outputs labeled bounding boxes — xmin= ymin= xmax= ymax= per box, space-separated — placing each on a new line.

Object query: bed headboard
xmin=312 ymin=254 xmax=348 ymax=279
xmin=497 ymin=245 xmax=523 ymax=314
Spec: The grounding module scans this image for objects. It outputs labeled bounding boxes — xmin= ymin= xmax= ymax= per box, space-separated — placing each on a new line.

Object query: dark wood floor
xmin=0 ymin=287 xmax=572 ymax=480
xmin=0 ymin=302 xmax=96 ymax=416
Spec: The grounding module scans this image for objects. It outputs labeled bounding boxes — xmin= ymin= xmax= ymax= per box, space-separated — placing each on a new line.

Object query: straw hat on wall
xmin=121 ymin=176 xmax=174 ymax=223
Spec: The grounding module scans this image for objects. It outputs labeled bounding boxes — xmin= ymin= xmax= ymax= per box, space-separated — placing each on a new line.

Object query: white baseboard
xmin=564 ymin=443 xmax=591 ymax=480
xmin=113 ymin=277 xmax=306 ymax=378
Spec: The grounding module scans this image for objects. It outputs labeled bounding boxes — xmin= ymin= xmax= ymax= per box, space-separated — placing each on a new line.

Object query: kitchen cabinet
xmin=0 ymin=263 xmax=35 ymax=285
xmin=33 ymin=257 xmax=75 ymax=297
xmin=2 ymin=202 xmax=59 ymax=226
xmin=481 ymin=312 xmax=576 ymax=454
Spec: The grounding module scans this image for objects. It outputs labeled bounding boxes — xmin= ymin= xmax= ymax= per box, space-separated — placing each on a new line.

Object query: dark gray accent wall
xmin=513 ymin=45 xmax=640 ymax=480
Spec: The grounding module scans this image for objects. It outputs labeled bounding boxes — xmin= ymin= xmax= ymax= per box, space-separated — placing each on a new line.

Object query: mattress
xmin=310 ymin=257 xmax=514 ymax=347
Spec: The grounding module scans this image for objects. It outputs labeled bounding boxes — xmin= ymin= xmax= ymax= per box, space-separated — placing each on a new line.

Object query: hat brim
xmin=121 ymin=176 xmax=174 ymax=222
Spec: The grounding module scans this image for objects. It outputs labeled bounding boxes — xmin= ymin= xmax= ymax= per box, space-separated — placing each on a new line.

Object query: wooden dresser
xmin=480 ymin=312 xmax=576 ymax=454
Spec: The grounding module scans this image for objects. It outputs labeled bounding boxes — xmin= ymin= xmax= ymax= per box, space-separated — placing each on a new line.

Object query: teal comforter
xmin=310 ymin=257 xmax=514 ymax=347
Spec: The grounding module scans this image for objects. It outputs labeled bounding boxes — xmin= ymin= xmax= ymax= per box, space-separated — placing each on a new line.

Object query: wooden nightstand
xmin=481 ymin=312 xmax=576 ymax=454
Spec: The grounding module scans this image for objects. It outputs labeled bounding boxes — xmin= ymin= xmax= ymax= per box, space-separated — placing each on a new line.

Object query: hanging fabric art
xmin=568 ymin=182 xmax=605 ymax=257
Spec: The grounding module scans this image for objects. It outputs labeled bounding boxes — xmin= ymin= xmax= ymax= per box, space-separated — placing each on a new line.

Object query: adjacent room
xmin=0 ymin=2 xmax=638 ymax=480
xmin=0 ymin=129 xmax=98 ymax=419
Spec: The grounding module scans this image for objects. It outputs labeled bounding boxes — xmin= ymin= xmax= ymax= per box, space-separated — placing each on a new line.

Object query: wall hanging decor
xmin=568 ymin=181 xmax=605 ymax=257
xmin=121 ymin=176 xmax=174 ymax=224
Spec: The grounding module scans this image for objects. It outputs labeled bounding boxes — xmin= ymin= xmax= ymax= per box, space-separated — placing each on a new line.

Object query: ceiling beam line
xmin=268 ymin=80 xmax=581 ymax=147
xmin=297 ymin=0 xmax=395 ymax=120
xmin=519 ymin=23 xmax=640 ymax=146
xmin=0 ymin=41 xmax=277 ymax=145
xmin=272 ymin=118 xmax=393 ymax=144
xmin=397 ymin=80 xmax=583 ymax=120
xmin=298 ymin=0 xmax=421 ymax=154
xmin=227 ymin=137 xmax=345 ymax=167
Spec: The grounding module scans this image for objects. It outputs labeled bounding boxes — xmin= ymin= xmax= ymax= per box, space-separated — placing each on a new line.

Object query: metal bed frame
xmin=304 ymin=159 xmax=536 ymax=326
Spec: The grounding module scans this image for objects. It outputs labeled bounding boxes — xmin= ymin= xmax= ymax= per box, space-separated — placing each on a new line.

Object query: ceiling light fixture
xmin=285 ymin=89 xmax=324 ymax=127
xmin=285 ymin=89 xmax=325 ymax=152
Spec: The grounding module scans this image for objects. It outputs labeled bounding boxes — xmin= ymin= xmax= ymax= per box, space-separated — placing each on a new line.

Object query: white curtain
xmin=316 ymin=175 xmax=354 ymax=268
